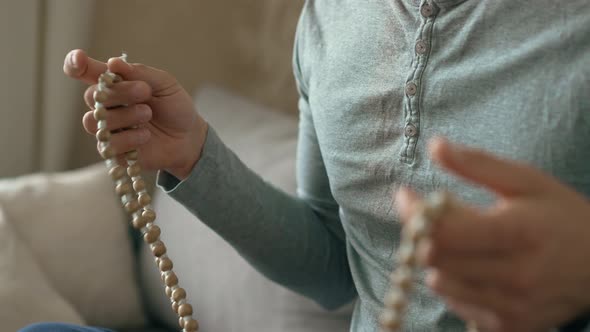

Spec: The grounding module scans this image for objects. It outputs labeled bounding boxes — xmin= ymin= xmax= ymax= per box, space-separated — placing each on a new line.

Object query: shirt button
xmin=405 ymin=82 xmax=417 ymax=96
xmin=404 ymin=124 xmax=418 ymax=137
xmin=421 ymin=4 xmax=434 ymax=18
xmin=415 ymin=40 xmax=428 ymax=55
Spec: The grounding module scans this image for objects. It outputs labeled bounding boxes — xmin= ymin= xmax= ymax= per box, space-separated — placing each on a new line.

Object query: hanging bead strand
xmin=379 ymin=192 xmax=478 ymax=332
xmin=94 ymin=54 xmax=199 ymax=332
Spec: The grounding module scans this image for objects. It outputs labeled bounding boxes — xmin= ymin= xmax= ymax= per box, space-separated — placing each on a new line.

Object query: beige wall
xmin=0 ymin=0 xmax=95 ymax=177
xmin=0 ymin=0 xmax=41 ymax=177
xmin=89 ymin=1 xmax=303 ymax=114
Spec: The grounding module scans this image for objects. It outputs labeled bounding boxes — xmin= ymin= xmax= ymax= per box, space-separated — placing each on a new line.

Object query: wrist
xmin=165 ymin=119 xmax=208 ymax=181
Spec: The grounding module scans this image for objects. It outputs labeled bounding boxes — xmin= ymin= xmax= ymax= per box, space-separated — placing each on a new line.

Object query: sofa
xmin=0 ymin=87 xmax=354 ymax=332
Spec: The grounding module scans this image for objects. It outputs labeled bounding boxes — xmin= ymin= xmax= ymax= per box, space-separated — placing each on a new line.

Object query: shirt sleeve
xmin=155 ymin=14 xmax=356 ymax=310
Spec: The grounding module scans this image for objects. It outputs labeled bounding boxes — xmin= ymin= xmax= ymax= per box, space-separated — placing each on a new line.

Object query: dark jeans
xmin=19 ymin=323 xmax=114 ymax=332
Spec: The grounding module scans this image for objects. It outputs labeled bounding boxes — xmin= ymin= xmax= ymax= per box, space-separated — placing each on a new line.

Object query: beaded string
xmin=93 ymin=54 xmax=199 ymax=332
xmin=379 ymin=192 xmax=478 ymax=332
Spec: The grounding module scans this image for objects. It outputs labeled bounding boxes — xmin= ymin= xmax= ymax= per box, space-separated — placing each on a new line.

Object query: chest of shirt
xmin=300 ymin=0 xmax=590 ymax=211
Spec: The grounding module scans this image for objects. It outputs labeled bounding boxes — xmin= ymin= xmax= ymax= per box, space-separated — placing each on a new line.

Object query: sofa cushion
xmin=138 ymin=86 xmax=354 ymax=331
xmin=0 ymin=164 xmax=147 ymax=328
xmin=0 ymin=203 xmax=85 ymax=331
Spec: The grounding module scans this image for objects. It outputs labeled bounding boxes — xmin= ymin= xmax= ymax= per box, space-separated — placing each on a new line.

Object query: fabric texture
xmin=0 ymin=205 xmax=86 ymax=331
xmin=0 ymin=164 xmax=147 ymax=328
xmin=158 ymin=1 xmax=590 ymax=331
xmin=143 ymin=86 xmax=353 ymax=331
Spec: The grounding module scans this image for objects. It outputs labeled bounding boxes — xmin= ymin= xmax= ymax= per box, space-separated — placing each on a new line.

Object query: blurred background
xmin=0 ymin=0 xmax=302 ymax=178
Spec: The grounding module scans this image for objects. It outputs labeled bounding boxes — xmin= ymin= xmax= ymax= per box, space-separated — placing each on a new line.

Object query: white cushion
xmin=0 ymin=164 xmax=147 ymax=328
xmin=139 ymin=86 xmax=353 ymax=331
xmin=0 ymin=203 xmax=85 ymax=331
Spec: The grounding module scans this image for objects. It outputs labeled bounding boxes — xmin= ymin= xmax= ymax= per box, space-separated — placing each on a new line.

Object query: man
xmin=22 ymin=1 xmax=590 ymax=331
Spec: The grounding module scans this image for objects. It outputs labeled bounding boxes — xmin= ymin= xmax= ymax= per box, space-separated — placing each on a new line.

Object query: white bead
xmin=404 ymin=215 xmax=429 ymax=241
xmin=398 ymin=241 xmax=416 ymax=266
xmin=425 ymin=191 xmax=452 ymax=219
xmin=384 ymin=289 xmax=407 ymax=310
xmin=390 ymin=266 xmax=413 ymax=291
xmin=379 ymin=310 xmax=402 ymax=330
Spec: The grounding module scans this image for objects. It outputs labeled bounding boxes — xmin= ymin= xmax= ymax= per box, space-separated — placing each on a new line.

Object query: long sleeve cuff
xmin=157 ymin=126 xmax=222 ymax=195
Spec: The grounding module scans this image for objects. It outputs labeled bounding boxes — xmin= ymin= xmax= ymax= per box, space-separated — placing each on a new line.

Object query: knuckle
xmin=107 ymin=56 xmax=123 ymax=65
xmin=133 ymin=81 xmax=152 ymax=99
xmin=84 ymin=86 xmax=97 ymax=105
xmin=135 ymin=104 xmax=152 ymax=122
xmin=129 ymin=129 xmax=148 ymax=145
xmin=133 ymin=63 xmax=148 ymax=70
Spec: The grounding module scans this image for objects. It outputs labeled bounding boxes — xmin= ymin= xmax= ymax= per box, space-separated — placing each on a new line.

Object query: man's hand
xmin=396 ymin=138 xmax=590 ymax=332
xmin=64 ymin=49 xmax=208 ymax=180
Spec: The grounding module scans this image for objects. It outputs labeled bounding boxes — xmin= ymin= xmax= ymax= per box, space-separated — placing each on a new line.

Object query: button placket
xmin=400 ymin=1 xmax=438 ymax=164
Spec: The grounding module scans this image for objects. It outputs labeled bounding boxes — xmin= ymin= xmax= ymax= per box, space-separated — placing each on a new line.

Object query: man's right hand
xmin=63 ymin=49 xmax=208 ymax=180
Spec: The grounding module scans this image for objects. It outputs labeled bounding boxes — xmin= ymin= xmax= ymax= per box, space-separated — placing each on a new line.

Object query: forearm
xmin=158 ymin=127 xmax=356 ymax=309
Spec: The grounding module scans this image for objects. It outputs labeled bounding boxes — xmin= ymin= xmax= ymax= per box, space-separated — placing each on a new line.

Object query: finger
xmin=84 ymin=81 xmax=152 ymax=109
xmin=63 ymin=49 xmax=108 ymax=84
xmin=107 ymin=57 xmax=179 ymax=95
xmin=428 ymin=137 xmax=555 ymax=197
xmin=426 ymin=200 xmax=526 ymax=255
xmin=96 ymin=128 xmax=151 ymax=155
xmin=428 ymin=270 xmax=521 ymax=328
xmin=443 ymin=297 xmax=503 ymax=332
xmin=395 ymin=187 xmax=422 ymax=223
xmin=82 ymin=104 xmax=152 ymax=134
xmin=427 ymin=254 xmax=519 ymax=290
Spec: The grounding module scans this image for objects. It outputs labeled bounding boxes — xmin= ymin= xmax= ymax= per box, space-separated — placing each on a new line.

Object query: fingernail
xmin=135 ymin=105 xmax=151 ymax=121
xmin=70 ymin=52 xmax=79 ymax=69
xmin=108 ymin=56 xmax=132 ymax=69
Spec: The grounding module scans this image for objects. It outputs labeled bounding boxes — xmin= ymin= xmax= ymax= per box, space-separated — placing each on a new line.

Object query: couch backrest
xmin=139 ymin=87 xmax=354 ymax=331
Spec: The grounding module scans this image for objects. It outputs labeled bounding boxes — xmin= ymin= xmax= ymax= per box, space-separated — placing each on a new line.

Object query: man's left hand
xmin=396 ymin=138 xmax=590 ymax=332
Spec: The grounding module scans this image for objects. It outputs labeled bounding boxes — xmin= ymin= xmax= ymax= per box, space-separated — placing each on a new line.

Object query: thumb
xmin=63 ymin=49 xmax=108 ymax=84
xmin=428 ymin=137 xmax=554 ymax=197
xmin=107 ymin=57 xmax=179 ymax=94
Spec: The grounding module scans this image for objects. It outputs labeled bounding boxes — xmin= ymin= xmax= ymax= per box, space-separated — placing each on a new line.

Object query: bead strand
xmin=379 ymin=192 xmax=478 ymax=332
xmin=94 ymin=54 xmax=198 ymax=332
